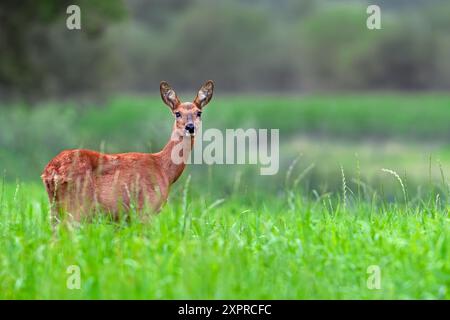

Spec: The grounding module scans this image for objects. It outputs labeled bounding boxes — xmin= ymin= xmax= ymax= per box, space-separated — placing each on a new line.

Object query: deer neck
xmin=159 ymin=128 xmax=195 ymax=185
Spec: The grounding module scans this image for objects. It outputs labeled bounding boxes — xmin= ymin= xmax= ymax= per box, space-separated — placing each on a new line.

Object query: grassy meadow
xmin=0 ymin=94 xmax=449 ymax=299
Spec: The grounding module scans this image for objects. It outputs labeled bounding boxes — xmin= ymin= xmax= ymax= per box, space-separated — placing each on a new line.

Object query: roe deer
xmin=41 ymin=80 xmax=214 ymax=222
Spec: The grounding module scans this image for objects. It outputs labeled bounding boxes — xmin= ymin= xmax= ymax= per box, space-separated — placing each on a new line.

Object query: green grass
xmin=0 ymin=182 xmax=448 ymax=299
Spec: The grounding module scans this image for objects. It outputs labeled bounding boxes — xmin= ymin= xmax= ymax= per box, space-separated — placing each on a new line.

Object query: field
xmin=0 ymin=94 xmax=449 ymax=299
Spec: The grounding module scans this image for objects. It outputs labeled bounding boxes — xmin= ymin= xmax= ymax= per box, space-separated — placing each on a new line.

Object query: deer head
xmin=160 ymin=80 xmax=214 ymax=137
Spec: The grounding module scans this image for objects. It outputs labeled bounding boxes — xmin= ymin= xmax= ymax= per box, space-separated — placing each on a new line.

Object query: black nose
xmin=185 ymin=123 xmax=195 ymax=133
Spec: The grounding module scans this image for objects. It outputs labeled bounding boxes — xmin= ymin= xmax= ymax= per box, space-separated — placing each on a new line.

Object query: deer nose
xmin=185 ymin=123 xmax=195 ymax=133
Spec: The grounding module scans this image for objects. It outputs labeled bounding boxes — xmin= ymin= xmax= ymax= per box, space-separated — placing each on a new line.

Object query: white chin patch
xmin=185 ymin=131 xmax=195 ymax=137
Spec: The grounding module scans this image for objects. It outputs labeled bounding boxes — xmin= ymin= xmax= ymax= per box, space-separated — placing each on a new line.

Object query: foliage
xmin=0 ymin=0 xmax=125 ymax=101
xmin=1 ymin=0 xmax=450 ymax=101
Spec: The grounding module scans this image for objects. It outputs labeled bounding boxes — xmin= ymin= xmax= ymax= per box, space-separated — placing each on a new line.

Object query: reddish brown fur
xmin=41 ymin=81 xmax=214 ymax=222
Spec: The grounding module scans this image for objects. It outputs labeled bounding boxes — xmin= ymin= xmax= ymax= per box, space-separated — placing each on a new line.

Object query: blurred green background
xmin=1 ymin=1 xmax=449 ymax=300
xmin=0 ymin=0 xmax=449 ymax=201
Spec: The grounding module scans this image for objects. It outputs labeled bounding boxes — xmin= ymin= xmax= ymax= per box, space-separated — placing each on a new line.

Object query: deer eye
xmin=175 ymin=112 xmax=181 ymax=118
xmin=197 ymin=111 xmax=202 ymax=117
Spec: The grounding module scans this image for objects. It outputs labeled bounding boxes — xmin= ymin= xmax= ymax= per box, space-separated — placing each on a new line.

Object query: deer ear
xmin=194 ymin=80 xmax=214 ymax=109
xmin=160 ymin=81 xmax=180 ymax=110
